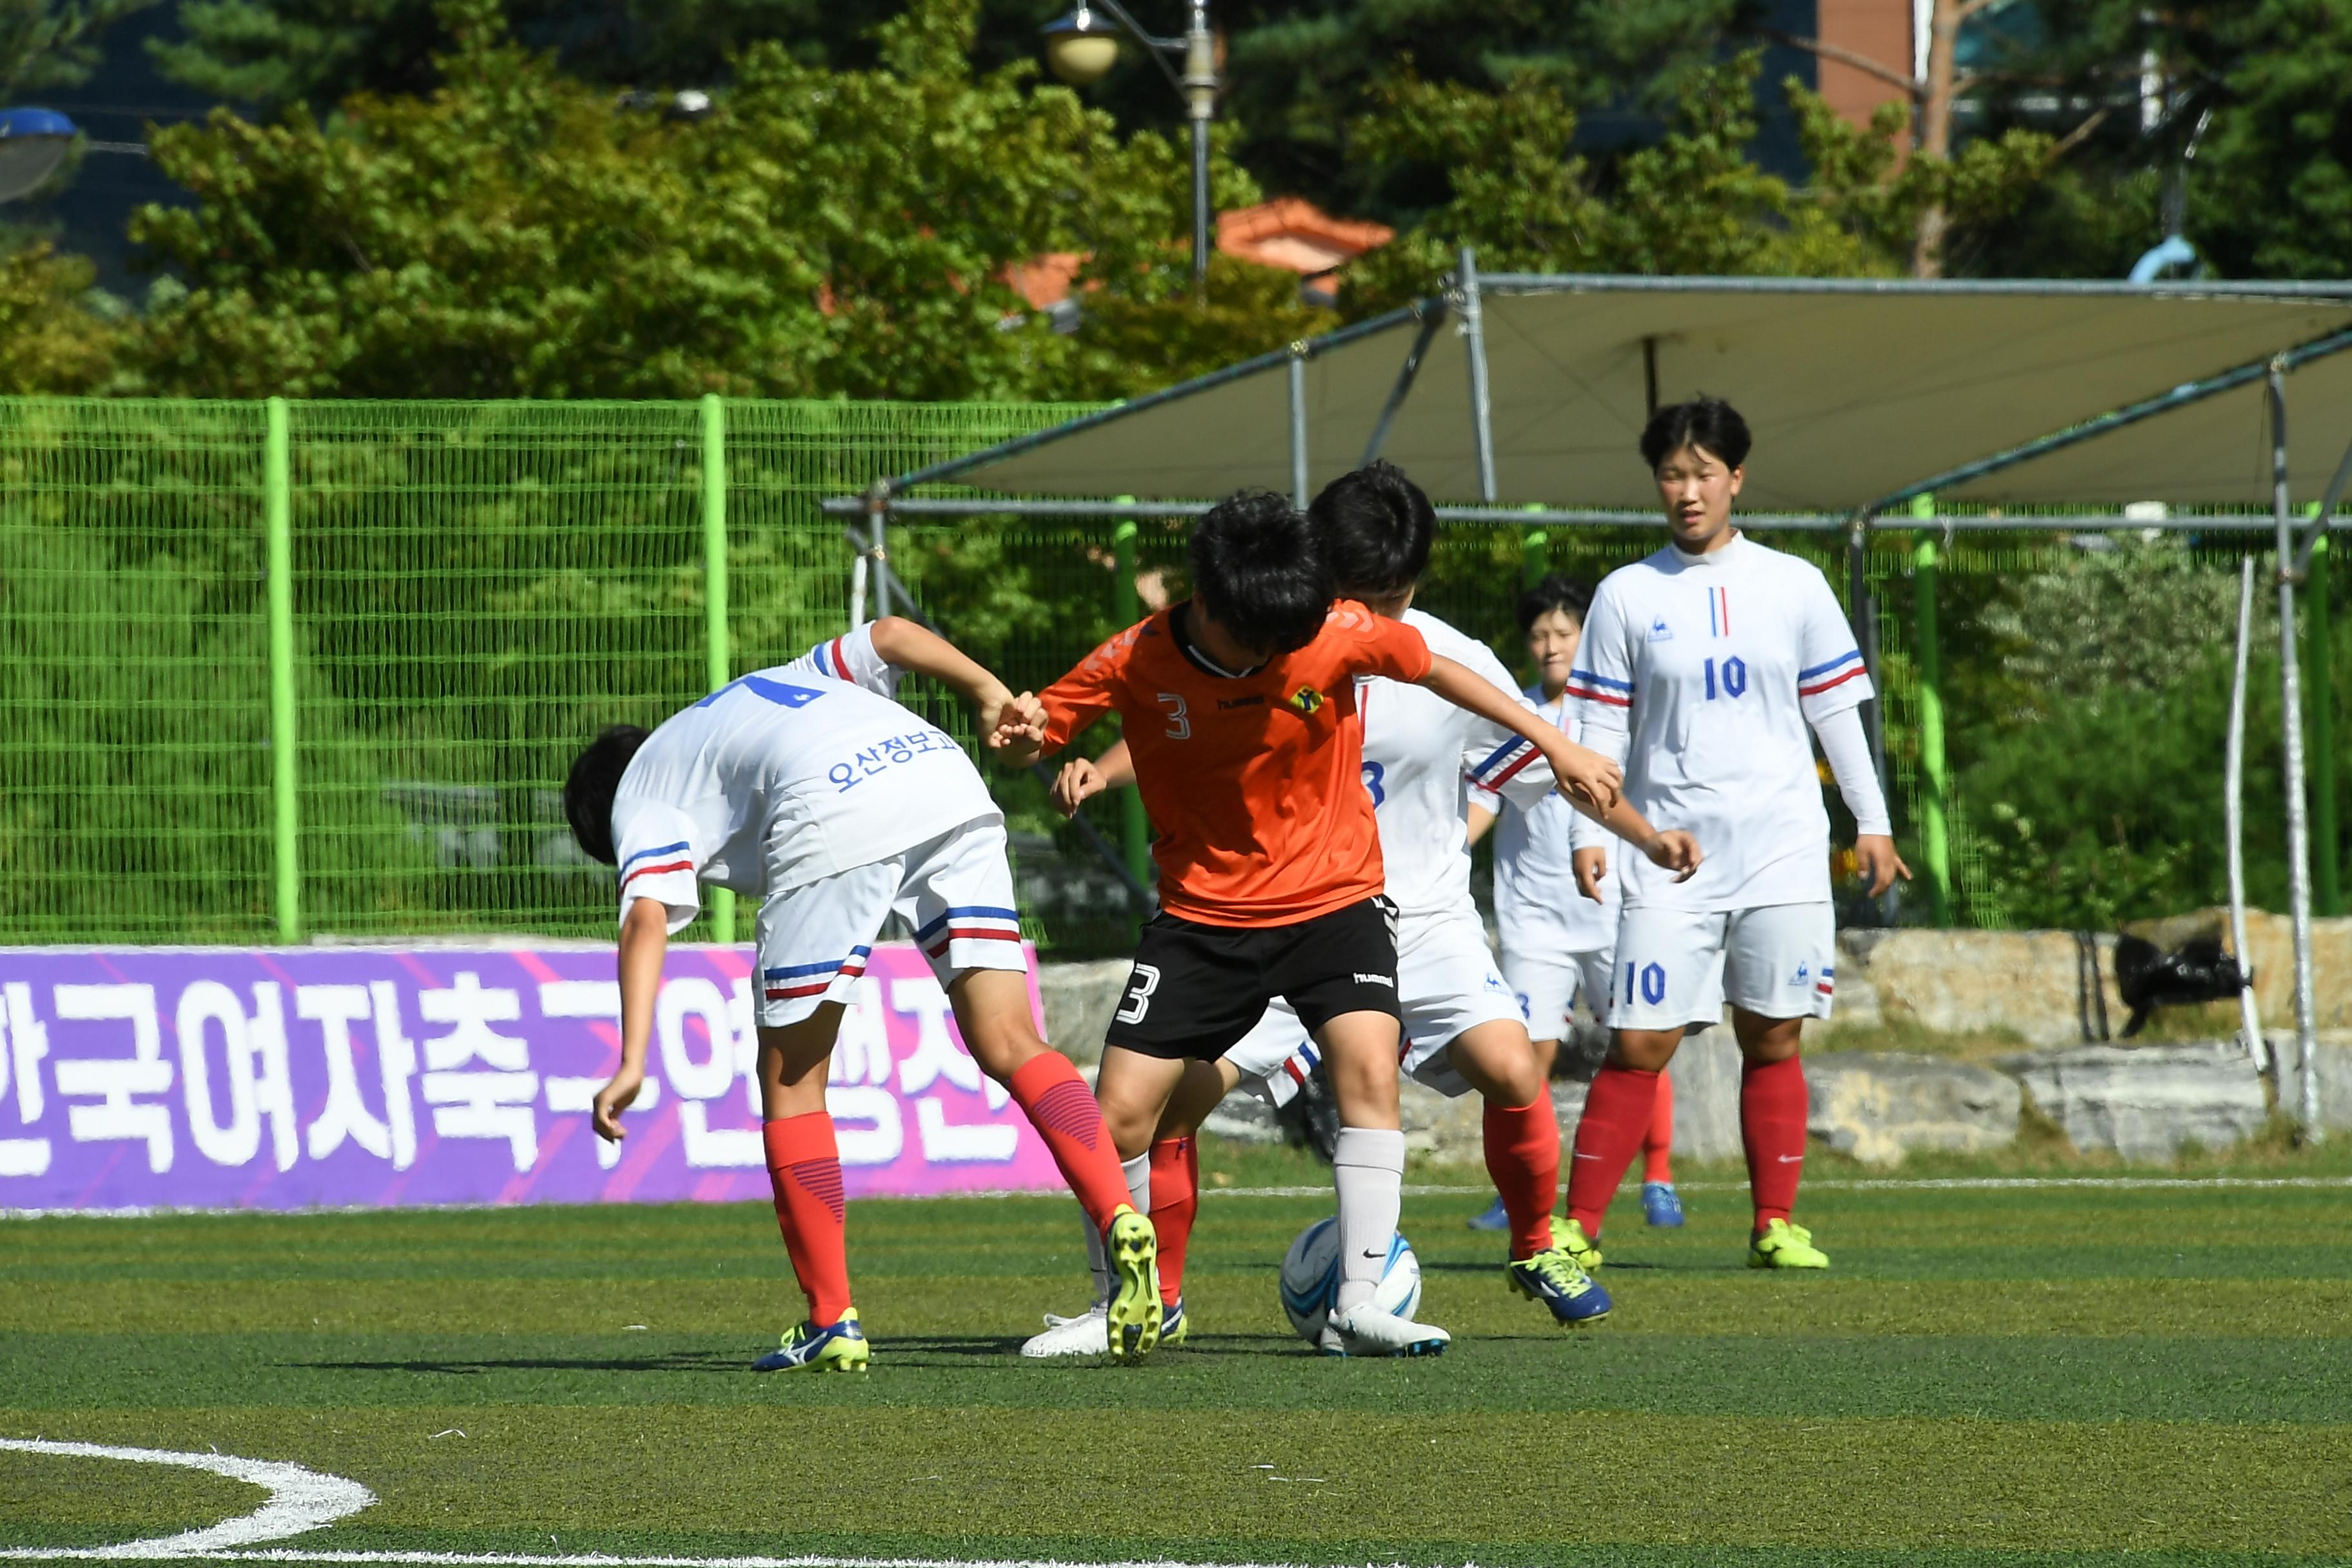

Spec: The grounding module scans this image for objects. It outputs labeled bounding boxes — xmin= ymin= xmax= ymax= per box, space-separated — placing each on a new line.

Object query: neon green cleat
xmin=752 ymin=1307 xmax=870 ymax=1372
xmin=1507 ymin=1246 xmax=1612 ymax=1324
xmin=1104 ymin=1206 xmax=1162 ymax=1364
xmin=1160 ymin=1298 xmax=1188 ymax=1346
xmin=1549 ymin=1215 xmax=1603 ymax=1271
xmin=1749 ymin=1219 xmax=1830 ymax=1269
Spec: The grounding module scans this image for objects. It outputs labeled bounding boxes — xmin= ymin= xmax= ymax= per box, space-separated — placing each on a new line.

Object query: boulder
xmin=1035 ymin=958 xmax=1132 ymax=1066
xmin=1837 ymin=928 xmax=2123 ymax=1048
xmin=1667 ymin=1029 xmax=1745 ymax=1162
xmin=2004 ymin=1043 xmax=2270 ymax=1161
xmin=2266 ymin=1034 xmax=2352 ymax=1133
xmin=1805 ymin=1052 xmax=2022 ymax=1166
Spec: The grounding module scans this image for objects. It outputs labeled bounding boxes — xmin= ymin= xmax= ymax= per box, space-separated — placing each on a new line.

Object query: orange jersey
xmin=1040 ymin=601 xmax=1433 ymax=927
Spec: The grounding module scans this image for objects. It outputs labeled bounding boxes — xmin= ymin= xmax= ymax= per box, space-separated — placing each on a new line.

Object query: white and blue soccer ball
xmin=1279 ymin=1217 xmax=1422 ymax=1341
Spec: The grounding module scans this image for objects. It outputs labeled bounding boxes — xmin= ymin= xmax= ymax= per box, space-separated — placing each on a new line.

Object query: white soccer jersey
xmin=609 ymin=624 xmax=999 ymax=932
xmin=1358 ymin=608 xmax=1558 ymax=919
xmin=1482 ymin=685 xmax=1620 ymax=955
xmin=1566 ymin=533 xmax=1872 ymax=912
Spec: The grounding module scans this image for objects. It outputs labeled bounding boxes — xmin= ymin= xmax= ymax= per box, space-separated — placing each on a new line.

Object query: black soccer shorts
xmin=1102 ymin=895 xmax=1402 ymax=1061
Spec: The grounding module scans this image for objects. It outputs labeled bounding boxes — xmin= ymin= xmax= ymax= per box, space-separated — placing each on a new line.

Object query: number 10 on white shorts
xmin=1608 ymin=902 xmax=1837 ymax=1030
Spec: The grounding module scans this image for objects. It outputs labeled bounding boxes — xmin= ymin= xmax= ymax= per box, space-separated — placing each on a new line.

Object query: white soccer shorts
xmin=754 ymin=816 xmax=1027 ymax=1027
xmin=1498 ymin=946 xmax=1617 ymax=1041
xmin=1608 ymin=901 xmax=1836 ymax=1031
xmin=1226 ymin=906 xmax=1525 ymax=1102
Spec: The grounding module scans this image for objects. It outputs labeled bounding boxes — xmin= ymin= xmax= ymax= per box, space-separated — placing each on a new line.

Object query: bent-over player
xmin=566 ymin=617 xmax=1159 ymax=1369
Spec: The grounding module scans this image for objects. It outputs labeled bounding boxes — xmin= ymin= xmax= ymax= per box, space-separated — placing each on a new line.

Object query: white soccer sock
xmin=1333 ymin=1126 xmax=1406 ymax=1315
xmin=1086 ymin=1153 xmax=1154 ymax=1311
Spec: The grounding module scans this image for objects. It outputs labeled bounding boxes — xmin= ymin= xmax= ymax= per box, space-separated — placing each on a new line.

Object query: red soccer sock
xmin=762 ymin=1113 xmax=852 ymax=1326
xmin=1006 ymin=1052 xmax=1133 ymax=1233
xmin=1741 ymin=1054 xmax=1809 ymax=1230
xmin=1482 ymin=1087 xmax=1563 ymax=1262
xmin=1147 ymin=1136 xmax=1197 ymax=1306
xmin=1643 ymin=1068 xmax=1676 ymax=1186
xmin=1565 ymin=1064 xmax=1660 ymax=1237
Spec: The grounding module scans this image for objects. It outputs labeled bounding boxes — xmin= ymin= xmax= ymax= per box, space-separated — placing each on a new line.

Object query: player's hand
xmin=1550 ymin=740 xmax=1622 ymax=813
xmin=1642 ymin=829 xmax=1703 ymax=883
xmin=1050 ymin=757 xmax=1108 ymax=818
xmin=981 ymin=689 xmax=1045 ymax=748
xmin=988 ymin=707 xmax=1046 ymax=767
xmin=1856 ymin=834 xmax=1912 ymax=897
xmin=591 ymin=1063 xmax=645 ymax=1144
xmin=1572 ymin=847 xmax=1609 ymax=904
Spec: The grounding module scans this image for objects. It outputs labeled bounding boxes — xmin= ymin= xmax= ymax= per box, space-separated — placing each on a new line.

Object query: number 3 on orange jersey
xmin=1157 ymin=692 xmax=1190 ymax=739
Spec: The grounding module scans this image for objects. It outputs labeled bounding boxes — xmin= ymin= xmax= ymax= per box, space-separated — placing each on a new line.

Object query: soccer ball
xmin=1279 ymin=1217 xmax=1422 ymax=1341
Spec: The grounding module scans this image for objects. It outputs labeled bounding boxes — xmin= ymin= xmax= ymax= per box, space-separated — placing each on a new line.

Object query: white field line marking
xmin=10 ymin=1173 xmax=2349 ymax=1221
xmin=130 ymin=1555 xmax=1351 ymax=1568
xmin=0 ymin=1439 xmax=374 ymax=1560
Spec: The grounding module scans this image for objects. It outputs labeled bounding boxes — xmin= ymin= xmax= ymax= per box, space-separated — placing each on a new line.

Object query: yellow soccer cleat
xmin=1749 ymin=1218 xmax=1830 ymax=1269
xmin=752 ymin=1307 xmax=870 ymax=1372
xmin=1104 ymin=1206 xmax=1163 ymax=1364
xmin=1549 ymin=1215 xmax=1603 ymax=1271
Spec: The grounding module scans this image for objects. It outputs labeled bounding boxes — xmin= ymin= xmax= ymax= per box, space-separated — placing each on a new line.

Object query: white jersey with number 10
xmin=1567 ymin=533 xmax=1872 ymax=913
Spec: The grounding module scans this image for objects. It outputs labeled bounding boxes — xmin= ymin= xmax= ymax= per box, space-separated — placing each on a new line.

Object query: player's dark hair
xmin=1641 ymin=397 xmax=1752 ymax=473
xmin=1308 ymin=460 xmax=1434 ymax=598
xmin=1516 ymin=573 xmax=1593 ymax=634
xmin=1188 ymin=489 xmax=1335 ymax=654
xmin=564 ymin=724 xmax=650 ymax=866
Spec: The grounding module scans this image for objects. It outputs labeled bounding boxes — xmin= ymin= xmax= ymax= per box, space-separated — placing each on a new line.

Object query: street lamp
xmin=0 ymin=108 xmax=76 ymax=202
xmin=1042 ymin=2 xmax=1219 ymax=293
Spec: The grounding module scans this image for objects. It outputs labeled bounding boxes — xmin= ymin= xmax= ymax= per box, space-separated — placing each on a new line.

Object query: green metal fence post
xmin=702 ymin=394 xmax=736 ymax=944
xmin=2308 ymin=529 xmax=2340 ymax=916
xmin=1912 ymin=493 xmax=1952 ymax=925
xmin=1521 ymin=519 xmax=1548 ymax=590
xmin=1112 ymin=510 xmax=1151 ymax=893
xmin=264 ymin=397 xmax=302 ymax=944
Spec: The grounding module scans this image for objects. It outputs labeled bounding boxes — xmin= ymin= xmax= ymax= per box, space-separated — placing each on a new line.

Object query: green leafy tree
xmin=0 ymin=243 xmax=122 ymax=391
xmin=1 ymin=0 xmax=158 ymax=94
xmin=130 ymin=0 xmax=1322 ymax=400
xmin=1341 ymin=54 xmax=2052 ymax=312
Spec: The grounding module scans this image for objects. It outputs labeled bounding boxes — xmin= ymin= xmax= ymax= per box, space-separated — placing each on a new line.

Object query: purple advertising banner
xmin=0 ymin=943 xmax=1070 ymax=1211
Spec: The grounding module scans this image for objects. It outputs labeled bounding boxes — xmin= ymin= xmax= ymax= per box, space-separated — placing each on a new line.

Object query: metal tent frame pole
xmin=1460 ymin=246 xmax=1500 ymax=505
xmin=2226 ymin=555 xmax=2267 ymax=1070
xmin=2267 ymin=363 xmax=2323 ymax=1140
xmin=1288 ymin=345 xmax=1310 ymax=507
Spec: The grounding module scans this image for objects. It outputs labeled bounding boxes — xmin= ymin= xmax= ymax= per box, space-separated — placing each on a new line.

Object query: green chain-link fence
xmin=1 ymin=397 xmax=2338 ymax=954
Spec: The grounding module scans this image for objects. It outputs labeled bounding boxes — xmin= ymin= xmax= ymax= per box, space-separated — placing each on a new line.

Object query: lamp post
xmin=1043 ymin=2 xmax=1218 ymax=294
xmin=0 ymin=108 xmax=77 ymax=202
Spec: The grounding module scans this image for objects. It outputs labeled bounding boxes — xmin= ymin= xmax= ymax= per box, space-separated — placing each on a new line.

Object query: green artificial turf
xmin=4 ymin=1154 xmax=2350 ymax=1566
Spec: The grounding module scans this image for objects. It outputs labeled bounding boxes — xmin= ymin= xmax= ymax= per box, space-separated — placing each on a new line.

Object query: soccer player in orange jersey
xmin=994 ymin=489 xmax=1624 ymax=1357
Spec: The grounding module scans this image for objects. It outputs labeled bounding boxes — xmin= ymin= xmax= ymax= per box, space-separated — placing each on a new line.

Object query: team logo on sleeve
xmin=1647 ymin=616 xmax=1675 ymax=642
xmin=1287 ymin=685 xmax=1324 ymax=713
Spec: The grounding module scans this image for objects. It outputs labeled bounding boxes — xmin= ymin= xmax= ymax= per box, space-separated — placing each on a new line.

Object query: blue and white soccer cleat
xmin=1467 ymin=1195 xmax=1510 ymax=1231
xmin=1318 ymin=1301 xmax=1451 ymax=1357
xmin=1506 ymin=1247 xmax=1612 ymax=1325
xmin=1642 ymin=1181 xmax=1686 ymax=1228
xmin=752 ymin=1308 xmax=869 ymax=1372
xmin=1160 ymin=1297 xmax=1188 ymax=1346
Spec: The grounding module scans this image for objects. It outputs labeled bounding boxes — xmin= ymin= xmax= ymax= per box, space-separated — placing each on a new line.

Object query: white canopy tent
xmin=824 ymin=260 xmax=2352 ymax=1131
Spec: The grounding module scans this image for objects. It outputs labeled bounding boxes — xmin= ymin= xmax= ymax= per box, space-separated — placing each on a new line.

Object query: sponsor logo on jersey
xmin=1353 ymin=972 xmax=1394 ymax=986
xmin=1288 ymin=685 xmax=1324 ymax=713
xmin=1790 ymin=961 xmax=1811 ymax=986
xmin=1647 ymin=616 xmax=1675 ymax=642
xmin=1216 ymin=693 xmax=1266 ymax=710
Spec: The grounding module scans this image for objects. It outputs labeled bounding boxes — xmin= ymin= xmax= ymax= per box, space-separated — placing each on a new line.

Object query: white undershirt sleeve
xmin=1811 ymin=705 xmax=1892 ymax=838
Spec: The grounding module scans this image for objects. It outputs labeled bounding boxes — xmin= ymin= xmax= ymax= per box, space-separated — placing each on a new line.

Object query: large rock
xmin=1838 ymin=928 xmax=2124 ymax=1048
xmin=1035 ymin=958 xmax=1132 ymax=1066
xmin=1805 ymin=1052 xmax=2022 ymax=1166
xmin=1667 ymin=1029 xmax=1744 ymax=1162
xmin=2004 ymin=1043 xmax=2270 ymax=1161
xmin=2266 ymin=1034 xmax=2352 ymax=1133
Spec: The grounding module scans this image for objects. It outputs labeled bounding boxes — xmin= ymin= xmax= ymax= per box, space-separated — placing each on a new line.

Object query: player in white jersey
xmin=1465 ymin=573 xmax=1685 ymax=1235
xmin=1556 ymin=398 xmax=1908 ymax=1272
xmin=564 ymin=618 xmax=1162 ymax=1367
xmin=1021 ymin=464 xmax=1700 ymax=1355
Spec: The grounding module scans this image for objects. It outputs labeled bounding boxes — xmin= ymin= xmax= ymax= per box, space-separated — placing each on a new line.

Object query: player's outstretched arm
xmin=1052 ymin=739 xmax=1134 ymax=818
xmin=1812 ymin=705 xmax=1911 ymax=897
xmin=592 ymin=897 xmax=669 ymax=1142
xmin=1570 ymin=805 xmax=1700 ymax=903
xmin=866 ymin=616 xmax=1042 ymax=743
xmin=1418 ymin=654 xmax=1621 ymax=812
